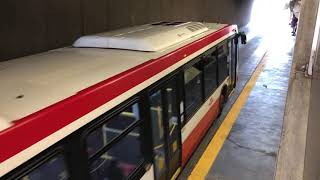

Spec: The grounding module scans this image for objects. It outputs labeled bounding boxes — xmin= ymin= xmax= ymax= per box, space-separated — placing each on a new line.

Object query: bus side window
xmin=184 ymin=61 xmax=203 ymax=120
xmin=86 ymin=103 xmax=145 ymax=180
xmin=149 ymin=77 xmax=181 ymax=180
xmin=217 ymin=42 xmax=229 ymax=85
xmin=19 ymin=154 xmax=69 ymax=180
xmin=203 ymin=51 xmax=218 ymax=99
xmin=86 ymin=103 xmax=140 ymax=158
xmin=149 ymin=90 xmax=167 ymax=180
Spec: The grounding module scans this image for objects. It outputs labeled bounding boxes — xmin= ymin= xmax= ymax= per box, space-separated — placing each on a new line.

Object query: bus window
xmin=165 ymin=80 xmax=179 ymax=155
xmin=86 ymin=103 xmax=144 ymax=180
xmin=203 ymin=53 xmax=218 ymax=99
xmin=217 ymin=42 xmax=230 ymax=84
xmin=184 ymin=61 xmax=203 ymax=120
xmin=89 ymin=126 xmax=144 ymax=180
xmin=19 ymin=154 xmax=69 ymax=180
xmin=149 ymin=90 xmax=167 ymax=180
xmin=230 ymin=38 xmax=238 ymax=87
xmin=164 ymin=79 xmax=181 ymax=178
xmin=149 ymin=77 xmax=181 ymax=180
xmin=86 ymin=103 xmax=140 ymax=158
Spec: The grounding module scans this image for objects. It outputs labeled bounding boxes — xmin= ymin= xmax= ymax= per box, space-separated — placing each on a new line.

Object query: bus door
xmin=149 ymin=76 xmax=182 ymax=180
xmin=230 ymin=38 xmax=238 ymax=88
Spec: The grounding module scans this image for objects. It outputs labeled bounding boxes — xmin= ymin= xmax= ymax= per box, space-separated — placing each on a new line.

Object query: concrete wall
xmin=0 ymin=0 xmax=254 ymax=61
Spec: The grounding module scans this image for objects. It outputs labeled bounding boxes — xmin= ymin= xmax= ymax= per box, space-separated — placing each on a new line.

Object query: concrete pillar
xmin=293 ymin=0 xmax=320 ymax=70
xmin=275 ymin=0 xmax=320 ymax=179
xmin=314 ymin=45 xmax=320 ymax=75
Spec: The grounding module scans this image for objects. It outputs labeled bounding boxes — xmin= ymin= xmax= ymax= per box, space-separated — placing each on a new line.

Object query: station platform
xmin=178 ymin=24 xmax=297 ymax=180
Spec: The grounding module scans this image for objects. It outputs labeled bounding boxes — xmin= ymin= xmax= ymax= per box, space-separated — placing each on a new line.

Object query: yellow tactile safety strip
xmin=188 ymin=52 xmax=268 ymax=180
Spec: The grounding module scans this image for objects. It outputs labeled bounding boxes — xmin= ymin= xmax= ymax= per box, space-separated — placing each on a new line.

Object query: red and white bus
xmin=0 ymin=21 xmax=243 ymax=180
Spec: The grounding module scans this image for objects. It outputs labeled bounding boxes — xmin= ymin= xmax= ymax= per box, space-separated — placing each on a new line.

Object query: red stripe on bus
xmin=181 ymin=98 xmax=221 ymax=167
xmin=0 ymin=25 xmax=235 ymax=163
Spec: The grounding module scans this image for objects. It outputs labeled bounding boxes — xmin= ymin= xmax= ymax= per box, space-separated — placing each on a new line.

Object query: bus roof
xmin=0 ymin=22 xmax=230 ymax=130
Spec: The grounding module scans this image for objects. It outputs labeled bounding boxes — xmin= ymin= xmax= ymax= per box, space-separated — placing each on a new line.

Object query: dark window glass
xmin=86 ymin=103 xmax=140 ymax=158
xmin=230 ymin=39 xmax=237 ymax=87
xmin=164 ymin=80 xmax=181 ymax=177
xmin=184 ymin=62 xmax=203 ymax=119
xmin=149 ymin=90 xmax=166 ymax=180
xmin=19 ymin=154 xmax=69 ymax=180
xmin=89 ymin=126 xmax=143 ymax=180
xmin=86 ymin=102 xmax=143 ymax=180
xmin=218 ymin=42 xmax=230 ymax=84
xmin=165 ymin=81 xmax=179 ymax=154
xmin=203 ymin=54 xmax=218 ymax=98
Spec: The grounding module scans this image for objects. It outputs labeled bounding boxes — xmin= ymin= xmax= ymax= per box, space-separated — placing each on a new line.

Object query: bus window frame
xmin=230 ymin=35 xmax=238 ymax=88
xmin=146 ymin=71 xmax=182 ymax=180
xmin=181 ymin=36 xmax=237 ymax=127
xmin=182 ymin=54 xmax=206 ymax=125
xmin=83 ymin=98 xmax=141 ymax=158
xmin=3 ymin=146 xmax=69 ymax=180
xmin=202 ymin=46 xmax=218 ymax=101
xmin=81 ymin=96 xmax=150 ymax=180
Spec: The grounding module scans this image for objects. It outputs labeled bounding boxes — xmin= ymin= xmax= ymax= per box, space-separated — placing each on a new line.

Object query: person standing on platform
xmin=285 ymin=0 xmax=301 ymax=36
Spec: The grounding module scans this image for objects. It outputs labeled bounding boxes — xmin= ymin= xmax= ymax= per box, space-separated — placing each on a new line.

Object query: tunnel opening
xmin=247 ymin=0 xmax=296 ymax=51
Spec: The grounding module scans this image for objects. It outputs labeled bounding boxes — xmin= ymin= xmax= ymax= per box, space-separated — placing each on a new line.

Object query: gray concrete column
xmin=315 ymin=47 xmax=320 ymax=75
xmin=275 ymin=0 xmax=320 ymax=179
xmin=293 ymin=0 xmax=320 ymax=70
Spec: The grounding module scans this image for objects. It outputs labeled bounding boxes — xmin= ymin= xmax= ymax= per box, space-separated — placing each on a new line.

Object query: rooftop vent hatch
xmin=73 ymin=22 xmax=209 ymax=51
xmin=186 ymin=23 xmax=207 ymax=32
xmin=151 ymin=21 xmax=186 ymax=26
xmin=151 ymin=21 xmax=170 ymax=25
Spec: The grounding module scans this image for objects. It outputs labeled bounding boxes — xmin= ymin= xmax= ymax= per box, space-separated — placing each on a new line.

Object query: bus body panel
xmin=0 ymin=23 xmax=228 ymax=125
xmin=181 ymin=78 xmax=229 ymax=166
xmin=0 ymin=23 xmax=238 ymax=179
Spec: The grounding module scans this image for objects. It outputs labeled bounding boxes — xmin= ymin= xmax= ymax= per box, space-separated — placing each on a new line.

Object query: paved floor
xmin=208 ymin=44 xmax=293 ymax=180
xmin=179 ymin=19 xmax=296 ymax=179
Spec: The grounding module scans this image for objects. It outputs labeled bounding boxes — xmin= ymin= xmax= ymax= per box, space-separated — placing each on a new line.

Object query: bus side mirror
xmin=240 ymin=32 xmax=247 ymax=44
xmin=235 ymin=32 xmax=247 ymax=45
